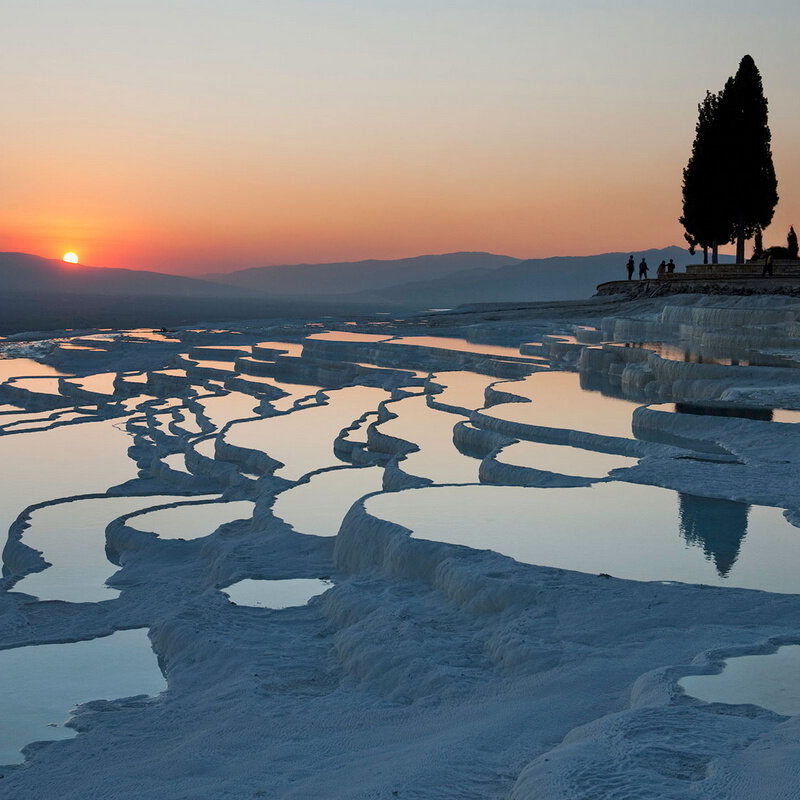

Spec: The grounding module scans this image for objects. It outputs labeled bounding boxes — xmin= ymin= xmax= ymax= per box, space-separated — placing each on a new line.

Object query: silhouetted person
xmin=762 ymin=252 xmax=774 ymax=277
xmin=626 ymin=255 xmax=635 ymax=280
xmin=657 ymin=260 xmax=666 ymax=277
xmin=638 ymin=258 xmax=649 ymax=279
xmin=667 ymin=258 xmax=675 ymax=273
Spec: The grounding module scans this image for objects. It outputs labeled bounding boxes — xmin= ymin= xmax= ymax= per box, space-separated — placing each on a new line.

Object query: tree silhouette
xmin=681 ymin=56 xmax=778 ymax=264
xmin=678 ymin=493 xmax=750 ymax=577
xmin=788 ymin=226 xmax=798 ymax=259
xmin=720 ymin=56 xmax=778 ymax=262
xmin=680 ymin=91 xmax=734 ymax=264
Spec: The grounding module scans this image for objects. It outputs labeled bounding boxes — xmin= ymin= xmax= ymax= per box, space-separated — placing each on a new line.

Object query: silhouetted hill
xmin=209 ymin=252 xmax=520 ymax=296
xmin=0 ymin=248 xmax=739 ymax=334
xmin=0 ymin=253 xmax=248 ymax=298
xmin=348 ymin=247 xmax=736 ymax=308
xmin=0 ymin=252 xmax=378 ymax=334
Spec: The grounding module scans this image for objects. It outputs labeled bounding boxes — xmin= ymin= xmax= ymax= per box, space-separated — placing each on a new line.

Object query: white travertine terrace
xmin=2 ymin=299 xmax=800 ymax=797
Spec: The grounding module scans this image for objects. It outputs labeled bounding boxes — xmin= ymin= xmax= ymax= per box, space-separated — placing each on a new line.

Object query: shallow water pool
xmin=222 ymin=578 xmax=332 ymax=608
xmin=225 ymin=386 xmax=387 ymax=480
xmin=0 ymin=420 xmax=139 ymax=545
xmin=679 ymin=645 xmax=800 ymax=716
xmin=254 ymin=341 xmax=305 ymax=357
xmin=306 ymin=331 xmax=392 ymax=343
xmin=163 ymin=452 xmax=191 ymax=473
xmin=376 ymin=394 xmax=479 ymax=484
xmin=74 ymin=373 xmax=118 ymax=396
xmin=0 ymin=628 xmax=165 ymax=764
xmin=0 ymin=358 xmax=66 ymax=383
xmin=496 ymin=440 xmax=639 ymax=478
xmin=12 ymin=495 xmax=209 ymax=602
xmin=429 ymin=371 xmax=495 ymax=411
xmin=483 ymin=371 xmax=641 ymax=439
xmin=273 ymin=466 xmax=385 ymax=536
xmin=388 ymin=336 xmax=526 ymax=360
xmin=365 ymin=483 xmax=800 ymax=593
xmin=194 ymin=392 xmax=260 ymax=430
xmin=8 ymin=376 xmax=64 ymax=396
xmin=127 ymin=499 xmax=255 ymax=540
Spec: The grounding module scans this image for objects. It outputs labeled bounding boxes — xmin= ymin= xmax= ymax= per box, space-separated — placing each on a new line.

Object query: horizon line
xmin=0 ymin=244 xmax=708 ymax=277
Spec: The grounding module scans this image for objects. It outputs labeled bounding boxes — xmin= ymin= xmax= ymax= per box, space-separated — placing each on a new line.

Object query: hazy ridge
xmin=346 ymin=247 xmax=735 ymax=307
xmin=206 ymin=252 xmax=520 ymax=295
xmin=0 ymin=253 xmax=248 ymax=298
xmin=0 ymin=247 xmax=718 ymax=333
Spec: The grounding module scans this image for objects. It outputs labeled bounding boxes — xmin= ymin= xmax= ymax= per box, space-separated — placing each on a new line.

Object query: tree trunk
xmin=712 ymin=241 xmax=718 ymax=264
xmin=703 ymin=246 xmax=708 ymax=265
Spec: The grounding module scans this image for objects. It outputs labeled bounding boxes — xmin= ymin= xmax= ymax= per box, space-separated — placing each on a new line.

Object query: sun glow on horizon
xmin=1 ymin=5 xmax=797 ymax=275
xmin=62 ymin=252 xmax=79 ymax=264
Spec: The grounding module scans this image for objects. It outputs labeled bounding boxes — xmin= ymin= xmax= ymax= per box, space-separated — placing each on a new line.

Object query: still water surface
xmin=0 ymin=629 xmax=165 ymax=764
xmin=0 ymin=421 xmax=139 ymax=543
xmin=127 ymin=500 xmax=255 ymax=540
xmin=225 ymin=386 xmax=386 ymax=480
xmin=484 ymin=372 xmax=641 ymax=439
xmin=680 ymin=645 xmax=800 ymax=716
xmin=273 ymin=467 xmax=385 ymax=536
xmin=376 ymin=395 xmax=479 ymax=484
xmin=13 ymin=496 xmax=210 ymax=602
xmin=222 ymin=578 xmax=332 ymax=608
xmin=496 ymin=440 xmax=639 ymax=478
xmin=366 ymin=483 xmax=800 ymax=593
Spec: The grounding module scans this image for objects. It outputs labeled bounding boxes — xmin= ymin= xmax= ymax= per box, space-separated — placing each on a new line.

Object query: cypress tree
xmin=680 ymin=56 xmax=778 ymax=265
xmin=719 ymin=56 xmax=778 ymax=263
xmin=789 ymin=226 xmax=799 ymax=259
xmin=680 ymin=91 xmax=733 ymax=264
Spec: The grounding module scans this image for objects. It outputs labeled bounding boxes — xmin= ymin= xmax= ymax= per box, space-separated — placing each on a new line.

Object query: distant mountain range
xmin=342 ymin=246 xmax=733 ymax=307
xmin=205 ymin=252 xmax=519 ymax=296
xmin=0 ymin=253 xmax=247 ymax=298
xmin=210 ymin=247 xmax=733 ymax=308
xmin=0 ymin=247 xmax=725 ymax=333
xmin=0 ymin=252 xmax=366 ymax=334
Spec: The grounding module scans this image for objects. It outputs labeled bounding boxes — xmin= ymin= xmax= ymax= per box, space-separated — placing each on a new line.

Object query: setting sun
xmin=62 ymin=252 xmax=79 ymax=264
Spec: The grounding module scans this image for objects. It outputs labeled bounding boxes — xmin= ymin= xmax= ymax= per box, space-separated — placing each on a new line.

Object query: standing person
xmin=626 ymin=255 xmax=635 ymax=280
xmin=657 ymin=260 xmax=666 ymax=277
xmin=762 ymin=251 xmax=774 ymax=277
xmin=667 ymin=258 xmax=675 ymax=273
xmin=638 ymin=258 xmax=649 ymax=279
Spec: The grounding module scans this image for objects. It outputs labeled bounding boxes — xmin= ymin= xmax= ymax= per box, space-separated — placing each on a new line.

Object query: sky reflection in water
xmin=485 ymin=371 xmax=641 ymax=439
xmin=366 ymin=483 xmax=800 ymax=593
xmin=680 ymin=645 xmax=800 ymax=716
xmin=0 ymin=629 xmax=165 ymax=765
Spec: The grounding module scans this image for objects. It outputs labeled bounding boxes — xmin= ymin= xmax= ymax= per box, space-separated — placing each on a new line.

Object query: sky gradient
xmin=2 ymin=0 xmax=799 ymax=274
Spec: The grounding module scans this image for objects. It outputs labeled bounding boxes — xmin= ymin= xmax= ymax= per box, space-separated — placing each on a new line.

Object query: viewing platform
xmin=597 ymin=260 xmax=800 ymax=298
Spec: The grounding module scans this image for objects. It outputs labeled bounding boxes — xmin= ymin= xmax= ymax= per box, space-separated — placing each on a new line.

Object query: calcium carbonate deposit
xmin=3 ymin=294 xmax=800 ymax=798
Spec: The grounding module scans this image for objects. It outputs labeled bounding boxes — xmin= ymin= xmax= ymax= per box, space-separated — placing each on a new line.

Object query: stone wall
xmin=596 ymin=276 xmax=800 ymax=299
xmin=684 ymin=259 xmax=800 ymax=278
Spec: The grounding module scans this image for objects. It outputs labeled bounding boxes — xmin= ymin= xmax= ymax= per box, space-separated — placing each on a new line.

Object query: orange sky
xmin=2 ymin=1 xmax=798 ymax=275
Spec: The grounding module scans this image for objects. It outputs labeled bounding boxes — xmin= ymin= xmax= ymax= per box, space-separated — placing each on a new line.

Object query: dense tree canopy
xmin=680 ymin=91 xmax=734 ymax=263
xmin=680 ymin=55 xmax=778 ymax=264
